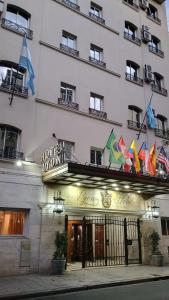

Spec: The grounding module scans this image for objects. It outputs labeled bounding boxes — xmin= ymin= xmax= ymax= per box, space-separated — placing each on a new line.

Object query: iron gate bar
xmin=137 ymin=218 xmax=142 ymax=264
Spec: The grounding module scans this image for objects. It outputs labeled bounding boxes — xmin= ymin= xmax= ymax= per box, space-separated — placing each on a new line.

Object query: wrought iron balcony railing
xmin=0 ymin=149 xmax=24 ymax=160
xmin=58 ymin=98 xmax=79 ymax=110
xmin=125 ymin=73 xmax=143 ymax=86
xmin=1 ymin=18 xmax=33 ymax=39
xmin=0 ymin=82 xmax=28 ymax=98
xmin=128 ymin=120 xmax=146 ymax=132
xmin=89 ymin=56 xmax=106 ymax=68
xmin=149 ymin=45 xmax=164 ymax=58
xmin=60 ymin=43 xmax=79 ymax=56
xmin=89 ymin=12 xmax=105 ymax=24
xmin=62 ymin=0 xmax=80 ymax=10
xmin=124 ymin=31 xmax=141 ymax=45
xmin=89 ymin=108 xmax=107 ymax=119
xmin=147 ymin=13 xmax=161 ymax=24
xmin=152 ymin=84 xmax=168 ymax=96
xmin=155 ymin=128 xmax=169 ymax=140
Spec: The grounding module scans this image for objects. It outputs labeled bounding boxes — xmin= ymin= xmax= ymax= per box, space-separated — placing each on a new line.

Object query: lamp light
xmin=151 ymin=201 xmax=160 ymax=219
xmin=53 ymin=191 xmax=65 ymax=214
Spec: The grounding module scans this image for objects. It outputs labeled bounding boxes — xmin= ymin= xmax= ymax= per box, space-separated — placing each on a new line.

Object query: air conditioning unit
xmin=139 ymin=0 xmax=149 ymax=10
xmin=145 ymin=65 xmax=154 ymax=83
xmin=0 ymin=0 xmax=4 ymax=14
xmin=142 ymin=25 xmax=151 ymax=43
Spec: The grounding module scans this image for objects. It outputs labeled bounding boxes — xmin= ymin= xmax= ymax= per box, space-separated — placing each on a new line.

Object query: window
xmin=62 ymin=31 xmax=76 ymax=49
xmin=90 ymin=148 xmax=102 ymax=165
xmin=89 ymin=2 xmax=105 ymax=24
xmin=90 ymin=93 xmax=103 ymax=111
xmin=124 ymin=21 xmax=140 ymax=45
xmin=0 ymin=61 xmax=27 ymax=96
xmin=60 ymin=31 xmax=79 ymax=56
xmin=60 ymin=82 xmax=75 ymax=103
xmin=128 ymin=105 xmax=146 ymax=131
xmin=156 ymin=115 xmax=167 ymax=131
xmin=126 ymin=61 xmax=143 ymax=85
xmin=89 ymin=44 xmax=106 ymax=67
xmin=123 ymin=0 xmax=138 ymax=9
xmin=2 ymin=5 xmax=32 ymax=38
xmin=0 ymin=125 xmax=23 ymax=159
xmin=0 ymin=210 xmax=27 ymax=235
xmin=149 ymin=36 xmax=164 ymax=57
xmin=161 ymin=218 xmax=169 ymax=236
xmin=154 ymin=73 xmax=163 ymax=90
xmin=90 ymin=44 xmax=103 ymax=62
xmin=147 ymin=4 xmax=160 ymax=24
xmin=58 ymin=140 xmax=74 ymax=161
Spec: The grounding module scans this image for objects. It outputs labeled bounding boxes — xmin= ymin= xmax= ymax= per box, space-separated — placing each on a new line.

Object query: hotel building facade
xmin=0 ymin=0 xmax=169 ymax=275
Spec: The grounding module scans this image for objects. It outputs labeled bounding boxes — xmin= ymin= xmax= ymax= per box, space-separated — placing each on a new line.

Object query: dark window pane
xmin=167 ymin=220 xmax=169 ymax=235
xmin=96 ymin=151 xmax=102 ymax=165
xmin=161 ymin=219 xmax=167 ymax=235
xmin=90 ymin=150 xmax=95 ymax=164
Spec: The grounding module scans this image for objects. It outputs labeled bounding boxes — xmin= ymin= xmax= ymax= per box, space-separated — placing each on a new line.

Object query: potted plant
xmin=149 ymin=230 xmax=164 ymax=266
xmin=51 ymin=231 xmax=67 ymax=275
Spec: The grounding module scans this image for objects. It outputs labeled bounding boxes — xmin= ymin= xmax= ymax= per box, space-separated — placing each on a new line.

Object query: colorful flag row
xmin=105 ymin=130 xmax=169 ymax=176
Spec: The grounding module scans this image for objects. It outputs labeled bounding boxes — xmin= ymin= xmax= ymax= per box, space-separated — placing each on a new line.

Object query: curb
xmin=1 ymin=276 xmax=169 ymax=299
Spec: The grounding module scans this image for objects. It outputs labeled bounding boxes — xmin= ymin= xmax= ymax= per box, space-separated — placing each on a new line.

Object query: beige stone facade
xmin=0 ymin=0 xmax=169 ymax=275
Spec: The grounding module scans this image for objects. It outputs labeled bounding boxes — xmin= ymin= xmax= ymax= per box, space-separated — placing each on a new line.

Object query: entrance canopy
xmin=42 ymin=162 xmax=169 ymax=195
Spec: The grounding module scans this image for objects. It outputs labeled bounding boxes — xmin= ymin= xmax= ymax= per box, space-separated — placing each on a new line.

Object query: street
xmin=27 ymin=280 xmax=169 ymax=300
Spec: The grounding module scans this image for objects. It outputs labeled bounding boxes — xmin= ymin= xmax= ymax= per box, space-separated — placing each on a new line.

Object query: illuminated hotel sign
xmin=41 ymin=144 xmax=64 ymax=172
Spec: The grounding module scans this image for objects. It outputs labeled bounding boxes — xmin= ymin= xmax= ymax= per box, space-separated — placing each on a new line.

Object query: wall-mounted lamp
xmin=148 ymin=200 xmax=160 ymax=219
xmin=53 ymin=191 xmax=65 ymax=214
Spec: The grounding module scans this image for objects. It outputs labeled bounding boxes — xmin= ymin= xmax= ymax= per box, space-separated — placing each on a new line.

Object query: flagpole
xmin=136 ymin=91 xmax=154 ymax=140
xmin=9 ymin=67 xmax=19 ymax=106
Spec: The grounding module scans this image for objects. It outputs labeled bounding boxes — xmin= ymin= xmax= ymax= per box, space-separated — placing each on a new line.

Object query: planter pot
xmin=51 ymin=259 xmax=66 ymax=275
xmin=150 ymin=254 xmax=164 ymax=266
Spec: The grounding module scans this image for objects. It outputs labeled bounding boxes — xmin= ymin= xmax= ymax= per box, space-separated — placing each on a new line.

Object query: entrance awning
xmin=42 ymin=162 xmax=169 ymax=195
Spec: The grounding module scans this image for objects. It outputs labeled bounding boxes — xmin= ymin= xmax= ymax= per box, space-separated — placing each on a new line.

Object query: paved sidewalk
xmin=0 ymin=265 xmax=169 ymax=299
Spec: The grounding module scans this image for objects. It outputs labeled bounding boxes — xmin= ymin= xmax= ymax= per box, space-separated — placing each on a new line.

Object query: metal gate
xmin=65 ymin=215 xmax=142 ymax=268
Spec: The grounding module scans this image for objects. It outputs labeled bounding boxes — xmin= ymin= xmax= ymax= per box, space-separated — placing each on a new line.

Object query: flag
xmin=19 ymin=35 xmax=35 ymax=95
xmin=148 ymin=143 xmax=156 ymax=176
xmin=128 ymin=140 xmax=141 ymax=173
xmin=118 ymin=136 xmax=132 ymax=171
xmin=138 ymin=142 xmax=149 ymax=171
xmin=105 ymin=130 xmax=125 ymax=164
xmin=146 ymin=104 xmax=157 ymax=129
xmin=157 ymin=147 xmax=169 ymax=174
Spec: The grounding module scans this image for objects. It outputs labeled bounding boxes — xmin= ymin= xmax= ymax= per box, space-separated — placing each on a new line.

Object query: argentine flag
xmin=19 ymin=35 xmax=35 ymax=95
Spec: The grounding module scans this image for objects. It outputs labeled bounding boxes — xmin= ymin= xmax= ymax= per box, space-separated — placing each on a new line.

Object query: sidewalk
xmin=1 ymin=265 xmax=169 ymax=299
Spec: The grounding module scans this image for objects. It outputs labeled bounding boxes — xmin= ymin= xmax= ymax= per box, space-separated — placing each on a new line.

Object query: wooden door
xmin=95 ymin=225 xmax=104 ymax=258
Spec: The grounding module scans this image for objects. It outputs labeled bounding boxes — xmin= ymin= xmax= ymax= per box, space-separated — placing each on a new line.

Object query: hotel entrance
xmin=66 ymin=215 xmax=142 ymax=268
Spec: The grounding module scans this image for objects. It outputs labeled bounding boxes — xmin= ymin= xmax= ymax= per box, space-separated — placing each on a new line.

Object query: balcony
xmin=60 ymin=43 xmax=79 ymax=57
xmin=125 ymin=73 xmax=143 ymax=86
xmin=58 ymin=98 xmax=79 ymax=110
xmin=124 ymin=31 xmax=141 ymax=46
xmin=128 ymin=120 xmax=146 ymax=133
xmin=0 ymin=82 xmax=28 ymax=98
xmin=89 ymin=108 xmax=107 ymax=119
xmin=155 ymin=128 xmax=169 ymax=140
xmin=89 ymin=56 xmax=106 ymax=68
xmin=0 ymin=149 xmax=24 ymax=160
xmin=1 ymin=18 xmax=33 ymax=39
xmin=152 ymin=84 xmax=168 ymax=96
xmin=89 ymin=12 xmax=105 ymax=24
xmin=62 ymin=0 xmax=80 ymax=10
xmin=149 ymin=45 xmax=164 ymax=58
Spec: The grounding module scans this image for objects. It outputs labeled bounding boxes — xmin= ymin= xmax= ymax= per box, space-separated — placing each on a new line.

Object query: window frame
xmin=0 ymin=208 xmax=29 ymax=238
xmin=60 ymin=82 xmax=76 ymax=103
xmin=6 ymin=4 xmax=31 ymax=29
xmin=90 ymin=93 xmax=103 ymax=111
xmin=0 ymin=124 xmax=22 ymax=159
xmin=90 ymin=148 xmax=103 ymax=165
xmin=161 ymin=218 xmax=169 ymax=236
xmin=62 ymin=31 xmax=77 ymax=50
